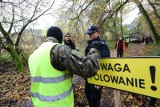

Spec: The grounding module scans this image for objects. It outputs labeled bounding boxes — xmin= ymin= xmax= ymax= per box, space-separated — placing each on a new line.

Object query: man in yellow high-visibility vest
xmin=28 ymin=26 xmax=101 ymax=107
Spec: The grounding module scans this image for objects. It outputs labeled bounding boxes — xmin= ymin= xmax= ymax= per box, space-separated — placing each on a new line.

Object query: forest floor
xmin=0 ymin=42 xmax=160 ymax=107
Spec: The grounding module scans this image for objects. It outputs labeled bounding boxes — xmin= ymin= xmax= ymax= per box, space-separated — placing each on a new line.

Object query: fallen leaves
xmin=0 ymin=67 xmax=31 ymax=106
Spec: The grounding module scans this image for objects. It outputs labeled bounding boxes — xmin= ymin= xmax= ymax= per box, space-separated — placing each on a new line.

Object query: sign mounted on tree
xmin=87 ymin=57 xmax=160 ymax=99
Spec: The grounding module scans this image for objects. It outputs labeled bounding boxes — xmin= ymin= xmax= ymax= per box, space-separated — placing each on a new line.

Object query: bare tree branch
xmin=15 ymin=0 xmax=55 ymax=47
xmin=8 ymin=5 xmax=14 ymax=34
xmin=99 ymin=0 xmax=129 ymax=28
xmin=71 ymin=0 xmax=95 ymax=20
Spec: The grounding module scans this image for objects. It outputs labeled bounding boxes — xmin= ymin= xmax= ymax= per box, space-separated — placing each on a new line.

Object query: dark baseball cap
xmin=86 ymin=25 xmax=99 ymax=34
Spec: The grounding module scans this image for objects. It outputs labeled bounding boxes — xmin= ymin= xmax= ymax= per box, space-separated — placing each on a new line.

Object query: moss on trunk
xmin=7 ymin=45 xmax=24 ymax=72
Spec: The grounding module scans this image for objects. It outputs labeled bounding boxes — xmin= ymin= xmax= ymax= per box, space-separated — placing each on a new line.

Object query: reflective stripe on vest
xmin=31 ymin=73 xmax=70 ymax=83
xmin=31 ymin=86 xmax=72 ymax=102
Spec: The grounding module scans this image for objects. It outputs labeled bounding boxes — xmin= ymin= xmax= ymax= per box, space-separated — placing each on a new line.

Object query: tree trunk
xmin=147 ymin=0 xmax=160 ymax=19
xmin=6 ymin=45 xmax=24 ymax=72
xmin=134 ymin=0 xmax=159 ymax=44
xmin=0 ymin=23 xmax=24 ymax=72
xmin=147 ymin=0 xmax=160 ymax=23
xmin=120 ymin=0 xmax=123 ymax=37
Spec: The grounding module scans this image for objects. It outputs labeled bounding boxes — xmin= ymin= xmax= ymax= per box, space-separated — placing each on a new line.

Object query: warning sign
xmin=87 ymin=57 xmax=160 ymax=99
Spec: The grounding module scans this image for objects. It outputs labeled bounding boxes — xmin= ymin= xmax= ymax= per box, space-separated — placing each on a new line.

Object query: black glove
xmin=90 ymin=41 xmax=102 ymax=52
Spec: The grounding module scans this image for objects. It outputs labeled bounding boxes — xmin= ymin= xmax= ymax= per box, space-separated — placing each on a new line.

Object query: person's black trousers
xmin=85 ymin=82 xmax=102 ymax=107
xmin=117 ymin=50 xmax=123 ymax=57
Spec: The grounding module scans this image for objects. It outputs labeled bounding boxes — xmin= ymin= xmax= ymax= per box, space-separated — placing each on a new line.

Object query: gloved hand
xmin=90 ymin=41 xmax=102 ymax=52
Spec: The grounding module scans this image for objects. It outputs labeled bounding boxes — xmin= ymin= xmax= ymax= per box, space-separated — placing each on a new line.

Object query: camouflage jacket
xmin=45 ymin=37 xmax=100 ymax=78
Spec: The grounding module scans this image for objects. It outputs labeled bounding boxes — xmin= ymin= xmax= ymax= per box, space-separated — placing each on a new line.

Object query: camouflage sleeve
xmin=51 ymin=44 xmax=101 ymax=78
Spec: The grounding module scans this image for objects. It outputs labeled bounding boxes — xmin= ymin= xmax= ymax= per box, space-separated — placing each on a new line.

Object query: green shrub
xmin=106 ymin=40 xmax=116 ymax=50
xmin=0 ymin=53 xmax=13 ymax=63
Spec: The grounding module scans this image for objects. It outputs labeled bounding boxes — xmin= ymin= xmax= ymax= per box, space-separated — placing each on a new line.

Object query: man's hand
xmin=94 ymin=85 xmax=102 ymax=90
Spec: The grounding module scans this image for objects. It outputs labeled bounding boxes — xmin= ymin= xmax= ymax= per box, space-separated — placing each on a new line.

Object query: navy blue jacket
xmin=85 ymin=37 xmax=110 ymax=57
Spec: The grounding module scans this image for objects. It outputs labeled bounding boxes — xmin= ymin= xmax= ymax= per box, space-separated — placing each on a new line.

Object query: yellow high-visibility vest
xmin=28 ymin=42 xmax=74 ymax=107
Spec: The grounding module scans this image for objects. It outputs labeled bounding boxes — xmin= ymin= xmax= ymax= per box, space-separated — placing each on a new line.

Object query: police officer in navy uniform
xmin=85 ymin=25 xmax=110 ymax=107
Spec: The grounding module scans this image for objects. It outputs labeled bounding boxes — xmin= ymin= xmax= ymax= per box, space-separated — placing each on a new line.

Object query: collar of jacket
xmin=45 ymin=37 xmax=59 ymax=43
xmin=87 ymin=37 xmax=101 ymax=44
xmin=64 ymin=39 xmax=73 ymax=45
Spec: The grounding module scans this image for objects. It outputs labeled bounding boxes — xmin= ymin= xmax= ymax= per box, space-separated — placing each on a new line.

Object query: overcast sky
xmin=123 ymin=6 xmax=139 ymax=25
xmin=36 ymin=0 xmax=65 ymax=30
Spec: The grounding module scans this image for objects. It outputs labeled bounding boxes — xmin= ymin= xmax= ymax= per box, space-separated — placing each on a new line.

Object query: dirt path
xmin=124 ymin=43 xmax=145 ymax=57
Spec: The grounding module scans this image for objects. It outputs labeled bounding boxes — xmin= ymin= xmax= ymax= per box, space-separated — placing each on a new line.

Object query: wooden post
xmin=111 ymin=50 xmax=122 ymax=107
xmin=114 ymin=90 xmax=122 ymax=107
